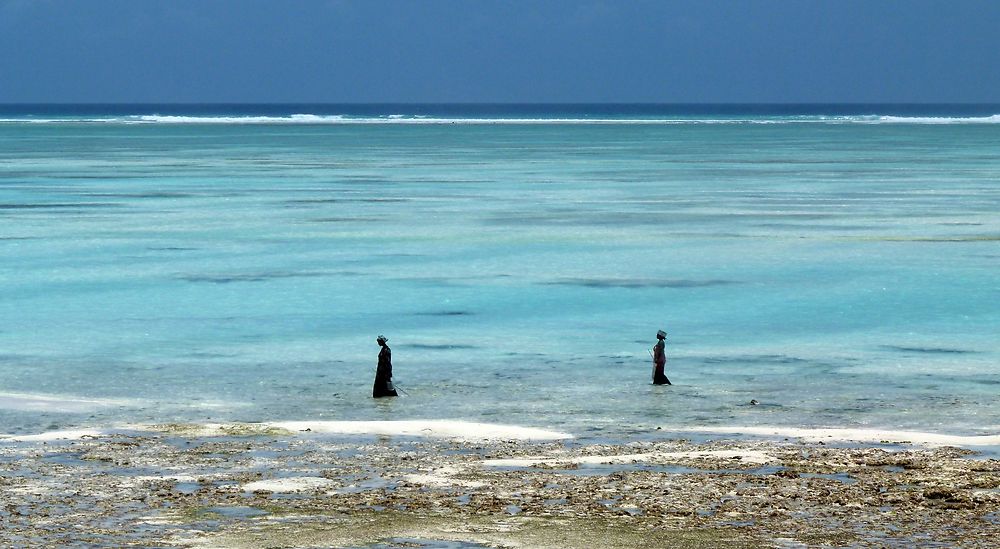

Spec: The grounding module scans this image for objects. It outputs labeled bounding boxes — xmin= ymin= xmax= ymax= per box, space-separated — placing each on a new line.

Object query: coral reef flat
xmin=2 ymin=424 xmax=998 ymax=547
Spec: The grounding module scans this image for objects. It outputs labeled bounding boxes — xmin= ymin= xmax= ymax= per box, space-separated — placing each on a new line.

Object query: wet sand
xmin=2 ymin=422 xmax=999 ymax=548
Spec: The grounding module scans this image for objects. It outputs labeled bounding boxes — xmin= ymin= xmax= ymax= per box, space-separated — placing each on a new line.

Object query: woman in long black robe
xmin=652 ymin=330 xmax=671 ymax=385
xmin=373 ymin=335 xmax=398 ymax=398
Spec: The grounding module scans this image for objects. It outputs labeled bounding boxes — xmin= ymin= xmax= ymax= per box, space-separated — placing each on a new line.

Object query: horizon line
xmin=3 ymin=101 xmax=1000 ymax=106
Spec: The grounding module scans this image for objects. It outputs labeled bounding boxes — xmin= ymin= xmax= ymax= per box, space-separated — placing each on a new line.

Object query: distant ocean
xmin=4 ymin=102 xmax=1000 ymax=124
xmin=1 ymin=104 xmax=998 ymax=442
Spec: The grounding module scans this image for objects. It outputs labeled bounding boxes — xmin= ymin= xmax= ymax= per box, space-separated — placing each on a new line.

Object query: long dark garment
xmin=652 ymin=340 xmax=671 ymax=385
xmin=373 ymin=344 xmax=398 ymax=398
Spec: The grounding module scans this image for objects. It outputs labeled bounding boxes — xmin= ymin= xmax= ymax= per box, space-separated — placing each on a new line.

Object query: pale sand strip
xmin=128 ymin=474 xmax=201 ymax=483
xmin=9 ymin=423 xmax=996 ymax=449
xmin=2 ymin=420 xmax=572 ymax=443
xmin=671 ymin=426 xmax=1000 ymax=447
xmin=1 ymin=428 xmax=108 ymax=442
xmin=242 ymin=477 xmax=336 ymax=493
xmin=268 ymin=420 xmax=573 ymax=441
xmin=483 ymin=449 xmax=776 ymax=468
xmin=403 ymin=472 xmax=487 ymax=488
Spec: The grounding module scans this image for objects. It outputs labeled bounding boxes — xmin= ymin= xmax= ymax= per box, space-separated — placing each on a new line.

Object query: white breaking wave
xmin=135 ymin=113 xmax=346 ymax=124
xmin=1 ymin=114 xmax=999 ymax=125
xmin=133 ymin=115 xmax=766 ymax=125
xmin=0 ymin=117 xmax=134 ymax=124
xmin=872 ymin=114 xmax=1000 ymax=124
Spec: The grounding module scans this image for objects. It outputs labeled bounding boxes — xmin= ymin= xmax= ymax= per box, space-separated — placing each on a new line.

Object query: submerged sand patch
xmin=0 ymin=392 xmax=137 ymax=413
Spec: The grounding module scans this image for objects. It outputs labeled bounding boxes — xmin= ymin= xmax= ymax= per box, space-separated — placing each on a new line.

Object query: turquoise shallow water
xmin=1 ymin=107 xmax=998 ymax=438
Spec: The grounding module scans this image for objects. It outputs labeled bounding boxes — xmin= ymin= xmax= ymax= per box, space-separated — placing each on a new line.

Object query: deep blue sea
xmin=1 ymin=104 xmax=998 ymax=440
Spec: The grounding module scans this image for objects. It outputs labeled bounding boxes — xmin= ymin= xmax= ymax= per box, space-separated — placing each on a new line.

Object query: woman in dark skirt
xmin=373 ymin=335 xmax=398 ymax=398
xmin=652 ymin=329 xmax=671 ymax=385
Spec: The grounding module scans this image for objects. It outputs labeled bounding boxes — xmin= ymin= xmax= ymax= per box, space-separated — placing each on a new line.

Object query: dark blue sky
xmin=2 ymin=0 xmax=998 ymax=103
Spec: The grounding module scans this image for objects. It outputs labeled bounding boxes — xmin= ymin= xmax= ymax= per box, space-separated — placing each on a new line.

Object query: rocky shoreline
xmin=2 ymin=424 xmax=999 ymax=548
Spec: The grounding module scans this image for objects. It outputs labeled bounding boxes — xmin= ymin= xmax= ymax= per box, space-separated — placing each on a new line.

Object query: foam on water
xmin=1 ymin=113 xmax=999 ymax=125
xmin=872 ymin=114 xmax=1000 ymax=124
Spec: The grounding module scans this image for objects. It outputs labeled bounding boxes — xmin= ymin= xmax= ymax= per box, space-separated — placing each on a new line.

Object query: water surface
xmin=1 ymin=104 xmax=998 ymax=439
